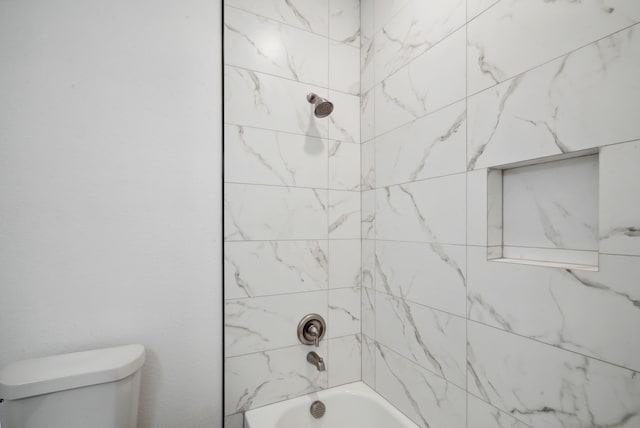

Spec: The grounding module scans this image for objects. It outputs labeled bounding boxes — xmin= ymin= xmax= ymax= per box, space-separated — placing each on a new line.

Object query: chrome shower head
xmin=307 ymin=92 xmax=334 ymax=118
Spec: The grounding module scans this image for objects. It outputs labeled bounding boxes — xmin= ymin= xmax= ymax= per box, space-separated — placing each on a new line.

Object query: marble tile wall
xmin=223 ymin=1 xmax=361 ymax=425
xmin=362 ymin=1 xmax=640 ymax=428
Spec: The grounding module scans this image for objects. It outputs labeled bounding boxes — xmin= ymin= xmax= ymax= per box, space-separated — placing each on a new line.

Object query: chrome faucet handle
xmin=307 ymin=324 xmax=319 ymax=346
xmin=297 ymin=314 xmax=326 ymax=347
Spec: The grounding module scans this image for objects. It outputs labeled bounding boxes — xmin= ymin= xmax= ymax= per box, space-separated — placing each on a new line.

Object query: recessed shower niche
xmin=487 ymin=151 xmax=600 ymax=271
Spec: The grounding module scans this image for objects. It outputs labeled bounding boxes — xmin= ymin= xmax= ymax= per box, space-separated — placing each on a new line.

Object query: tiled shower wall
xmin=222 ymin=1 xmax=362 ymax=426
xmin=361 ymin=1 xmax=640 ymax=427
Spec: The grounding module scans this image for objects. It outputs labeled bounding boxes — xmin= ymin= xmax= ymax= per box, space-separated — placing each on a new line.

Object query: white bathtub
xmin=243 ymin=382 xmax=418 ymax=428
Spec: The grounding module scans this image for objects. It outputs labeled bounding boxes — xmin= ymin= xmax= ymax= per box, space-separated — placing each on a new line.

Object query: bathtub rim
xmin=242 ymin=381 xmax=418 ymax=428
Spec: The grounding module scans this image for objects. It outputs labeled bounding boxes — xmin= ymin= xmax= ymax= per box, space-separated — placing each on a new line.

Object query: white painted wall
xmin=0 ymin=1 xmax=222 ymax=427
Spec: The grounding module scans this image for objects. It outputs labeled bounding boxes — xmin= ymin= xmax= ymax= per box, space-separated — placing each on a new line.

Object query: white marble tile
xmin=361 ymin=140 xmax=375 ymax=190
xmin=374 ymin=0 xmax=465 ymax=84
xmin=467 ymin=169 xmax=489 ymax=247
xmin=375 ymin=343 xmax=467 ymax=428
xmin=467 ymin=0 xmax=640 ymax=94
xmin=329 ymin=239 xmax=361 ymax=289
xmin=224 ymin=125 xmax=327 ymax=188
xmin=467 ymin=246 xmax=640 ymax=372
xmin=328 ymin=334 xmax=362 ymax=387
xmin=329 ymin=41 xmax=360 ymax=96
xmin=467 ymin=25 xmax=640 ymax=170
xmin=362 ymin=239 xmax=375 ymax=289
xmin=599 ymin=140 xmax=640 ymax=256
xmin=329 ymin=190 xmax=360 ymax=239
xmin=225 ymin=66 xmax=329 ymax=137
xmin=362 ymin=287 xmax=375 ymax=338
xmin=376 ymin=293 xmax=466 ymax=387
xmin=224 ymin=184 xmax=327 ymax=241
xmin=328 ymin=90 xmax=360 ymax=143
xmin=467 ymin=395 xmax=530 ymax=428
xmin=225 ymin=291 xmax=327 ymax=356
xmin=225 ymin=241 xmax=328 ymax=299
xmin=375 ymin=101 xmax=466 ymax=187
xmin=225 ymin=343 xmax=328 ymax=414
xmin=376 ymin=174 xmax=466 ymax=245
xmin=467 ymin=0 xmax=500 ymax=21
xmin=360 ymin=88 xmax=375 ymax=143
xmin=373 ymin=0 xmax=410 ymax=33
xmin=503 ymin=154 xmax=599 ymax=251
xmin=329 ymin=0 xmax=360 ymax=47
xmin=225 ymin=0 xmax=329 ymax=36
xmin=362 ymin=335 xmax=376 ymax=388
xmin=329 ymin=141 xmax=360 ymax=191
xmin=224 ymin=413 xmax=244 ymax=428
xmin=361 ymin=190 xmax=376 ymax=239
xmin=374 ymin=28 xmax=466 ymax=137
xmin=467 ymin=322 xmax=640 ymax=428
xmin=468 ymin=169 xmax=504 ymax=248
xmin=328 ymin=287 xmax=361 ymax=338
xmin=224 ymin=6 xmax=328 ymax=87
xmin=360 ymin=0 xmax=375 ymax=93
xmin=376 ymin=240 xmax=466 ymax=316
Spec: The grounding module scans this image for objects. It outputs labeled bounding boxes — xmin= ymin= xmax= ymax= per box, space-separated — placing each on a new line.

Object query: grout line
xmin=223 ymin=3 xmax=359 ymax=47
xmin=224 ymin=121 xmax=362 ymax=145
xmin=465 ymin=20 xmax=640 ymax=98
xmin=372 ymin=16 xmax=468 ymax=87
xmin=464 ymin=11 xmax=470 ymax=428
xmin=467 ymin=318 xmax=640 ymax=374
xmin=224 ymin=285 xmax=362 ymax=302
xmin=368 ymin=92 xmax=467 ymax=142
xmin=466 ymin=390 xmax=534 ymax=428
xmin=225 ymin=332 xmax=359 ymax=360
xmin=224 ymin=63 xmax=360 ymax=98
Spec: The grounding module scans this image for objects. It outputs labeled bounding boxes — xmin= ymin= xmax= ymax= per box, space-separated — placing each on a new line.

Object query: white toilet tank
xmin=0 ymin=344 xmax=145 ymax=428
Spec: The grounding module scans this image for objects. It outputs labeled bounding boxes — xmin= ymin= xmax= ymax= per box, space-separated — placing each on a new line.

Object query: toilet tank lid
xmin=0 ymin=344 xmax=145 ymax=400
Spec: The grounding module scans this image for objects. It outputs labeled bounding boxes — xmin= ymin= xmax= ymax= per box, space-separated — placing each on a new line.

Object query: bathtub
xmin=243 ymin=382 xmax=418 ymax=428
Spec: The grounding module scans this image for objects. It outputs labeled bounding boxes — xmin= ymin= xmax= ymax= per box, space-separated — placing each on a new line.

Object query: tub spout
xmin=307 ymin=351 xmax=326 ymax=371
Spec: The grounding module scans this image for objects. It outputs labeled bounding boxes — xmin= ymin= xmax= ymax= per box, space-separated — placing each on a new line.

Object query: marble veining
xmin=225 ymin=66 xmax=330 ymax=138
xmin=375 ymin=240 xmax=466 ymax=316
xmin=467 ymin=0 xmax=640 ymax=94
xmin=225 ymin=343 xmax=328 ymax=414
xmin=467 ymin=394 xmax=531 ymax=428
xmin=224 ymin=125 xmax=327 ymax=188
xmin=467 ymin=25 xmax=640 ymax=170
xmin=374 ymin=0 xmax=465 ymax=85
xmin=374 ymin=28 xmax=466 ymax=137
xmin=225 ymin=0 xmax=329 ymax=36
xmin=329 ymin=141 xmax=360 ymax=191
xmin=375 ymin=342 xmax=467 ymax=428
xmin=224 ymin=183 xmax=327 ymax=241
xmin=376 ymin=101 xmax=466 ymax=187
xmin=375 ymin=174 xmax=466 ymax=245
xmin=328 ymin=334 xmax=362 ymax=387
xmin=599 ymin=141 xmax=640 ymax=256
xmin=225 ymin=241 xmax=328 ymax=299
xmin=502 ymin=155 xmax=599 ymax=252
xmin=328 ymin=190 xmax=361 ymax=239
xmin=329 ymin=0 xmax=360 ymax=47
xmin=225 ymin=291 xmax=327 ymax=357
xmin=467 ymin=322 xmax=640 ymax=428
xmin=468 ymin=247 xmax=640 ymax=372
xmin=328 ymin=287 xmax=361 ymax=338
xmin=224 ymin=6 xmax=328 ymax=87
xmin=375 ymin=292 xmax=466 ymax=387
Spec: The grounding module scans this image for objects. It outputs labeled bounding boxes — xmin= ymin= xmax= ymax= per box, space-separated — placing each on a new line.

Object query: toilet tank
xmin=0 ymin=344 xmax=145 ymax=428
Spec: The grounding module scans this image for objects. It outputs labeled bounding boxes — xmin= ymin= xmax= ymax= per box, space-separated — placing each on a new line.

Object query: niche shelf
xmin=487 ymin=150 xmax=599 ymax=271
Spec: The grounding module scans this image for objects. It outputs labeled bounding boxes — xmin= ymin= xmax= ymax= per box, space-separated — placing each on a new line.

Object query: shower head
xmin=307 ymin=92 xmax=334 ymax=118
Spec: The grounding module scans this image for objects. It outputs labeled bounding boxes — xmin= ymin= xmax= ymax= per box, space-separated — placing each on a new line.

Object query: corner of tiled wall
xmin=361 ymin=0 xmax=640 ymax=427
xmin=222 ymin=0 xmax=362 ymax=426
